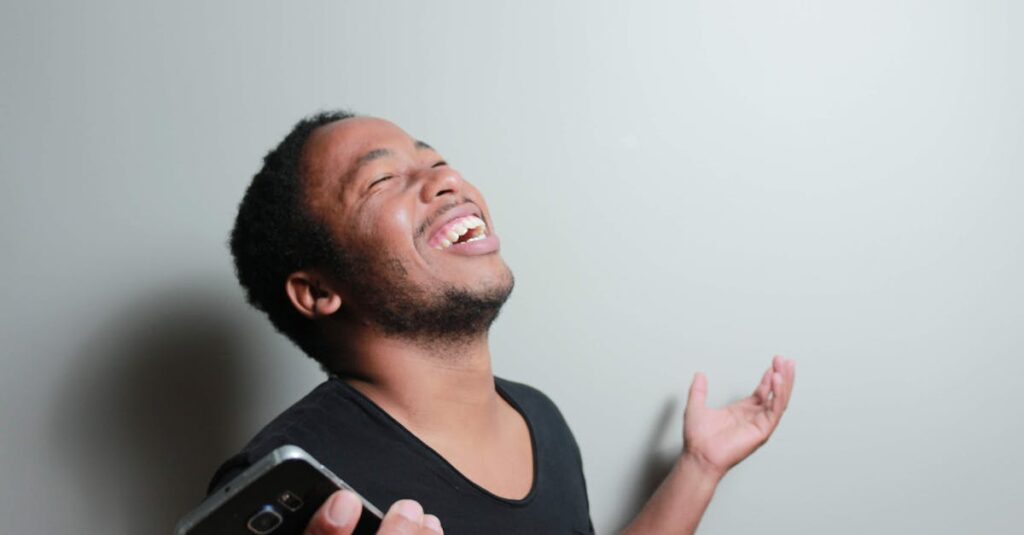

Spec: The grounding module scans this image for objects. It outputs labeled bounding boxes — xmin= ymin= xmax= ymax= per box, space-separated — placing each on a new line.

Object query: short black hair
xmin=229 ymin=110 xmax=356 ymax=362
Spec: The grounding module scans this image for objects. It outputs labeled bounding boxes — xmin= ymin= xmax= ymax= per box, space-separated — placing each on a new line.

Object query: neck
xmin=327 ymin=328 xmax=501 ymax=436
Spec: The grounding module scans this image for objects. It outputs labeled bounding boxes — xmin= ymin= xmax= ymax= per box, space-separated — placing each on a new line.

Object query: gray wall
xmin=2 ymin=1 xmax=1021 ymax=533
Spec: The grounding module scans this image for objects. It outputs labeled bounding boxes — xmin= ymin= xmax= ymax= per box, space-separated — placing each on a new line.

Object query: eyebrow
xmin=352 ymin=141 xmax=437 ymax=172
xmin=355 ymin=148 xmax=392 ymax=167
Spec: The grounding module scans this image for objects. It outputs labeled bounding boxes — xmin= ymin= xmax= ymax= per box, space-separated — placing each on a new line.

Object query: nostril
xmin=422 ymin=170 xmax=461 ymax=201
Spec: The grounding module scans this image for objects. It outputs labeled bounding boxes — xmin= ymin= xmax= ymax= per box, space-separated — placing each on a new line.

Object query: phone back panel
xmin=182 ymin=457 xmax=381 ymax=535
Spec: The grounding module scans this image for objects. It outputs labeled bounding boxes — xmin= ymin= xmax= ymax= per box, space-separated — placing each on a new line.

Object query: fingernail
xmin=423 ymin=514 xmax=443 ymax=533
xmin=328 ymin=491 xmax=355 ymax=526
xmin=392 ymin=499 xmax=423 ymax=522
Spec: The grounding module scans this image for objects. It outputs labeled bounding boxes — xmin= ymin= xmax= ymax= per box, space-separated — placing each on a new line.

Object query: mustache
xmin=414 ymin=197 xmax=477 ymax=240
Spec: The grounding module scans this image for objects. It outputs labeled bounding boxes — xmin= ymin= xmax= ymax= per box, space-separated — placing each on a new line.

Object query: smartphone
xmin=175 ymin=445 xmax=384 ymax=535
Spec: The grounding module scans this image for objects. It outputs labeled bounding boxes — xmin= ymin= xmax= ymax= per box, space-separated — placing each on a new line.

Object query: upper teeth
xmin=436 ymin=215 xmax=487 ymax=249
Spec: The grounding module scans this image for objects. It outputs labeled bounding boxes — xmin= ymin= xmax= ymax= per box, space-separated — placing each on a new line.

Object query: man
xmin=211 ymin=110 xmax=796 ymax=535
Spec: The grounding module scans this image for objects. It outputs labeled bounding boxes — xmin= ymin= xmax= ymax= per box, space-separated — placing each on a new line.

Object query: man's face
xmin=302 ymin=117 xmax=514 ymax=339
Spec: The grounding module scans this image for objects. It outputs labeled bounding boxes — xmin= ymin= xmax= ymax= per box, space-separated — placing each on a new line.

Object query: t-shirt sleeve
xmin=206 ymin=451 xmax=250 ymax=495
xmin=571 ymin=421 xmax=595 ymax=534
xmin=205 ymin=381 xmax=337 ymax=495
xmin=205 ymin=433 xmax=293 ymax=495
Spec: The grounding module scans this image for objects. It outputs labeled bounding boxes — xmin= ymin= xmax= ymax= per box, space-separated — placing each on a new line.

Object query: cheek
xmin=388 ymin=205 xmax=413 ymax=229
xmin=465 ymin=185 xmax=495 ymax=225
xmin=382 ymin=202 xmax=414 ymax=238
xmin=357 ymin=200 xmax=415 ymax=248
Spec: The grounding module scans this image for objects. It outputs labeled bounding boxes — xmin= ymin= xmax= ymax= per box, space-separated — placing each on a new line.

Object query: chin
xmin=479 ymin=263 xmax=515 ymax=300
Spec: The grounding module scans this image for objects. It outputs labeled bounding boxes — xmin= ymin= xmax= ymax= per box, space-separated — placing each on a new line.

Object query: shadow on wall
xmin=611 ymin=391 xmax=759 ymax=530
xmin=613 ymin=397 xmax=681 ymax=532
xmin=49 ymin=281 xmax=265 ymax=533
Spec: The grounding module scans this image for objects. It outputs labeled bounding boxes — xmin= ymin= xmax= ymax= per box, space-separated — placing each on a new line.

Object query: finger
xmin=686 ymin=372 xmax=707 ymax=412
xmin=782 ymin=359 xmax=796 ymax=410
xmin=304 ymin=490 xmax=362 ymax=535
xmin=378 ymin=499 xmax=431 ymax=535
xmin=423 ymin=514 xmax=444 ymax=534
xmin=772 ymin=356 xmax=795 ymax=412
xmin=768 ymin=371 xmax=784 ymax=424
xmin=752 ymin=367 xmax=772 ymax=403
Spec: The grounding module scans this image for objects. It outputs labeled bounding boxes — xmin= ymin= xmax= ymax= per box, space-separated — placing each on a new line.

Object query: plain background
xmin=2 ymin=1 xmax=1022 ymax=533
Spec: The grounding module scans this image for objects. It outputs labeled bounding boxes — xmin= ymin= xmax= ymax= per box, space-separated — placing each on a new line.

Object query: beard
xmin=326 ymin=245 xmax=514 ymax=346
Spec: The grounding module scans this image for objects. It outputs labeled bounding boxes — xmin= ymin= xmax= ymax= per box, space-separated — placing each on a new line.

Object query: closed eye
xmin=432 ymin=161 xmax=447 ymax=168
xmin=368 ymin=175 xmax=393 ymax=189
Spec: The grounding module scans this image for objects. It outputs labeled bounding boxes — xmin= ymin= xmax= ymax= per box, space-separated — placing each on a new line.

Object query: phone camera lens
xmin=278 ymin=490 xmax=304 ymax=511
xmin=247 ymin=505 xmax=283 ymax=534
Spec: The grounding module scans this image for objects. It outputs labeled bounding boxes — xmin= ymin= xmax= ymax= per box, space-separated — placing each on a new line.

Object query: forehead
xmin=302 ymin=117 xmax=416 ymax=182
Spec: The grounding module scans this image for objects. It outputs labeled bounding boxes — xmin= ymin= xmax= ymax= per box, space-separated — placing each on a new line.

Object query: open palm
xmin=682 ymin=356 xmax=796 ymax=476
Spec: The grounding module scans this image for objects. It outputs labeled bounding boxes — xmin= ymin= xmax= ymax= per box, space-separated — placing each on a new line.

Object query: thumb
xmin=686 ymin=372 xmax=707 ymax=412
xmin=377 ymin=500 xmax=429 ymax=534
xmin=304 ymin=490 xmax=362 ymax=535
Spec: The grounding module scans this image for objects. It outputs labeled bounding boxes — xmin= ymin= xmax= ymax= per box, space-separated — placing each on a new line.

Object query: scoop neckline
xmin=329 ymin=375 xmax=540 ymax=506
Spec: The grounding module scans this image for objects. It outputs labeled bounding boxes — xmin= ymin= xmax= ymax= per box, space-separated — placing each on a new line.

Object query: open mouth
xmin=429 ymin=214 xmax=488 ymax=250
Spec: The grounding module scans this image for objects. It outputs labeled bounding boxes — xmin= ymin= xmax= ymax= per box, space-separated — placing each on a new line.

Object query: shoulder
xmin=495 ymin=376 xmax=561 ymax=415
xmin=495 ymin=376 xmax=578 ymax=444
xmin=207 ymin=378 xmax=353 ymax=493
xmin=247 ymin=378 xmax=350 ymax=446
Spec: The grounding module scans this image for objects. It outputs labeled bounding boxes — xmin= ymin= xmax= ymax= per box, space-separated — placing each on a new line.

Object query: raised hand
xmin=304 ymin=490 xmax=443 ymax=535
xmin=681 ymin=355 xmax=796 ymax=478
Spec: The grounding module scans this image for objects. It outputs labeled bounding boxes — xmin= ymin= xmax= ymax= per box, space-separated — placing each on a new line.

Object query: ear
xmin=285 ymin=271 xmax=343 ymax=319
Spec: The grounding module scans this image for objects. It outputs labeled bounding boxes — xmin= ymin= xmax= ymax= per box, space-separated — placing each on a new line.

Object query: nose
xmin=418 ymin=167 xmax=463 ymax=203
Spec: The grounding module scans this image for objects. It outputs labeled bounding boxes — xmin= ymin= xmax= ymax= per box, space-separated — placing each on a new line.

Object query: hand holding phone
xmin=304 ymin=491 xmax=443 ymax=535
xmin=176 ymin=446 xmax=442 ymax=535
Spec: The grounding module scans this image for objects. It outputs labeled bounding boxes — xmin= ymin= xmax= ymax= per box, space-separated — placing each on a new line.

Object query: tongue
xmin=454 ymin=227 xmax=481 ymax=244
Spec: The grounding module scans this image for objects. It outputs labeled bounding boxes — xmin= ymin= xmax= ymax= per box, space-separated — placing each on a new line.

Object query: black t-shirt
xmin=208 ymin=376 xmax=594 ymax=534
